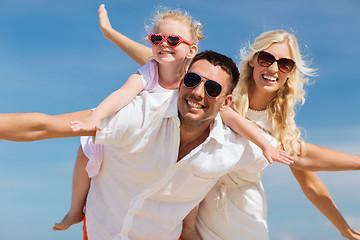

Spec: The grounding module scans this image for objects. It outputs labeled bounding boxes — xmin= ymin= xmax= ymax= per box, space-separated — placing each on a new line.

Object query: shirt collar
xmin=165 ymin=91 xmax=226 ymax=145
xmin=208 ymin=113 xmax=226 ymax=145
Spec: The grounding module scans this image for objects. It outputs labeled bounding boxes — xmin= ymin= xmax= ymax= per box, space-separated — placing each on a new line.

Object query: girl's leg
xmin=53 ymin=146 xmax=90 ymax=231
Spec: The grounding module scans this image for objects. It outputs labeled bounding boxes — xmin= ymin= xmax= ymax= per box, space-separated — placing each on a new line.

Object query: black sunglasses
xmin=257 ymin=51 xmax=295 ymax=73
xmin=183 ymin=72 xmax=222 ymax=98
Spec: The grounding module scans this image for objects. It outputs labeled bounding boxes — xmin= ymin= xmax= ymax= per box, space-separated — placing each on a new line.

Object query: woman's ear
xmin=249 ymin=58 xmax=254 ymax=68
xmin=289 ymin=68 xmax=296 ymax=78
xmin=186 ymin=45 xmax=198 ymax=59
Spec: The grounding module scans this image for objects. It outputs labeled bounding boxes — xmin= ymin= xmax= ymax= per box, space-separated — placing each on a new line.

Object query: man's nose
xmin=192 ymin=81 xmax=205 ymax=98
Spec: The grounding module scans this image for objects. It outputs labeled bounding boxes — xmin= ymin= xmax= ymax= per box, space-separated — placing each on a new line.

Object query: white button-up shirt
xmin=87 ymin=91 xmax=268 ymax=240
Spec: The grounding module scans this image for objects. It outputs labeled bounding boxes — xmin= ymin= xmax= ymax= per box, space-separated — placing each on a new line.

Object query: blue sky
xmin=0 ymin=0 xmax=359 ymax=239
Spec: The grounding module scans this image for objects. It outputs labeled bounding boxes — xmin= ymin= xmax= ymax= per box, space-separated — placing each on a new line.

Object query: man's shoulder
xmin=210 ymin=114 xmax=249 ymax=148
xmin=140 ymin=91 xmax=177 ymax=116
xmin=96 ymin=91 xmax=178 ymax=146
xmin=117 ymin=90 xmax=177 ymax=124
xmin=136 ymin=90 xmax=175 ymax=103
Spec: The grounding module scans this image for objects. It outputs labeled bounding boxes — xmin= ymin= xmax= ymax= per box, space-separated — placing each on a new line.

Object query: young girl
xmin=53 ymin=5 xmax=292 ymax=231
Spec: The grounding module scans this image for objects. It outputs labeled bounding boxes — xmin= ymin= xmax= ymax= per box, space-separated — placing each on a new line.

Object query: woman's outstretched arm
xmin=291 ymin=168 xmax=360 ymax=240
xmin=291 ymin=142 xmax=360 ymax=171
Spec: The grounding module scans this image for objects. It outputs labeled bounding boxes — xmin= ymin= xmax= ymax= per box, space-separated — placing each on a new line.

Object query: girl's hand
xmin=263 ymin=146 xmax=294 ymax=165
xmin=98 ymin=4 xmax=113 ymax=39
xmin=70 ymin=117 xmax=102 ymax=132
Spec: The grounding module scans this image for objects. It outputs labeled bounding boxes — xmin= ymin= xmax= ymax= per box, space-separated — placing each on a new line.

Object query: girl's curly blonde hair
xmin=145 ymin=7 xmax=205 ymax=75
xmin=232 ymin=30 xmax=316 ymax=155
xmin=145 ymin=7 xmax=205 ymax=45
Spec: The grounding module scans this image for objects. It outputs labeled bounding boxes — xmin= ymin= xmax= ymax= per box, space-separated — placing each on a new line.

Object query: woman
xmin=193 ymin=30 xmax=360 ymax=240
xmin=97 ymin=6 xmax=360 ymax=239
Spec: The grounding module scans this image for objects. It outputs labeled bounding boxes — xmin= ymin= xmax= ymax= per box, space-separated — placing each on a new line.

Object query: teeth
xmin=160 ymin=50 xmax=173 ymax=54
xmin=263 ymin=75 xmax=277 ymax=82
xmin=188 ymin=100 xmax=202 ymax=108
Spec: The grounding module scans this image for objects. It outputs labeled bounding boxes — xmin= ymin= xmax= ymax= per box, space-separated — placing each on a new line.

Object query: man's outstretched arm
xmin=0 ymin=110 xmax=94 ymax=142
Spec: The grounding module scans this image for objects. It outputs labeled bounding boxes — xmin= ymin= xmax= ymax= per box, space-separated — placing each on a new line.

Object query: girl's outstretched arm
xmin=291 ymin=143 xmax=360 ymax=171
xmin=98 ymin=4 xmax=152 ymax=66
xmin=71 ymin=72 xmax=143 ymax=131
xmin=291 ymin=168 xmax=360 ymax=240
xmin=220 ymin=108 xmax=293 ymax=165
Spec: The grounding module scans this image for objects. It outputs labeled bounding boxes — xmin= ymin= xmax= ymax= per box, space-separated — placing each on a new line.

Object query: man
xmin=0 ymin=51 xmax=268 ymax=239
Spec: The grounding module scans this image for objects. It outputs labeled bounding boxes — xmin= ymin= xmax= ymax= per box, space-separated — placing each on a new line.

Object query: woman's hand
xmin=342 ymin=228 xmax=360 ymax=240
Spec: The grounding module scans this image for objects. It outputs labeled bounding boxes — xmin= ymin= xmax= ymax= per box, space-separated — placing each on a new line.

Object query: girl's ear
xmin=186 ymin=45 xmax=198 ymax=59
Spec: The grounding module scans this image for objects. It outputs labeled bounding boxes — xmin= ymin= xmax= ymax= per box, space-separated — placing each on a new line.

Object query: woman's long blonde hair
xmin=232 ymin=30 xmax=316 ymax=155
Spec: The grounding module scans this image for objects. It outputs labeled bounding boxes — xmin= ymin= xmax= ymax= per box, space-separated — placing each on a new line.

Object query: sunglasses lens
xmin=184 ymin=72 xmax=201 ymax=87
xmin=257 ymin=51 xmax=275 ymax=67
xmin=258 ymin=51 xmax=295 ymax=73
xmin=205 ymin=80 xmax=222 ymax=97
xmin=184 ymin=73 xmax=222 ymax=98
xmin=278 ymin=59 xmax=295 ymax=73
xmin=167 ymin=36 xmax=181 ymax=47
xmin=150 ymin=35 xmax=163 ymax=45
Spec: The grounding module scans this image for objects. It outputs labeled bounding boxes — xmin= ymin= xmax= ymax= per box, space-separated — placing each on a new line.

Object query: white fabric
xmin=85 ymin=91 xmax=268 ymax=240
xmin=197 ymin=109 xmax=276 ymax=240
xmin=83 ymin=59 xmax=170 ymax=178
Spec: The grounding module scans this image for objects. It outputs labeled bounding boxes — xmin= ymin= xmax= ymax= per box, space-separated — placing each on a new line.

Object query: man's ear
xmin=178 ymin=78 xmax=184 ymax=90
xmin=219 ymin=94 xmax=233 ymax=112
xmin=186 ymin=45 xmax=198 ymax=59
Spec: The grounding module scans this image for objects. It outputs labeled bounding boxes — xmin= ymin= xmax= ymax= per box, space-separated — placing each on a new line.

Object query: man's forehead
xmin=188 ymin=60 xmax=228 ymax=81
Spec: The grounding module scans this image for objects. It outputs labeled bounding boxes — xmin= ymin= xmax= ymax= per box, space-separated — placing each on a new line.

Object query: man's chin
xmin=180 ymin=112 xmax=215 ymax=126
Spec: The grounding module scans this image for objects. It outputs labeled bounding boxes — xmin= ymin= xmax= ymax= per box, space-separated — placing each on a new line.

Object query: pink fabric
xmin=81 ymin=136 xmax=104 ymax=178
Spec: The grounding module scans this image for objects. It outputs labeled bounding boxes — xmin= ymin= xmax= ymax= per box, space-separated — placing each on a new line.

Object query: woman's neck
xmin=158 ymin=62 xmax=185 ymax=90
xmin=248 ymin=88 xmax=275 ymax=111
